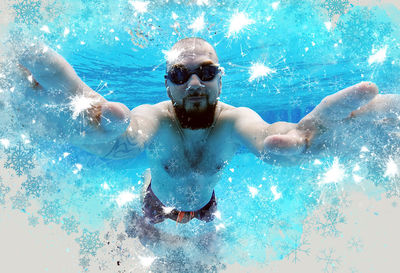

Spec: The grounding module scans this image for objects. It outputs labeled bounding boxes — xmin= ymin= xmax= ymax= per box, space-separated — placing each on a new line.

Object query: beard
xmin=172 ymin=95 xmax=217 ymax=130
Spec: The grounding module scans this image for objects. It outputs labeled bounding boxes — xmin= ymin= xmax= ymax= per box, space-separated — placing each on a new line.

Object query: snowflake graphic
xmin=269 ymin=217 xmax=290 ymax=230
xmin=258 ymin=150 xmax=270 ymax=162
xmin=28 ymin=215 xmax=39 ymax=227
xmin=280 ymin=233 xmax=311 ymax=263
xmin=317 ymin=248 xmax=341 ymax=273
xmin=96 ymin=258 xmax=109 ymax=271
xmin=350 ymin=267 xmax=359 ymax=273
xmin=110 ymin=245 xmax=131 ymax=262
xmin=76 ymin=229 xmax=104 ymax=256
xmin=347 ymin=237 xmax=363 ymax=252
xmin=116 ymin=232 xmax=127 ymax=243
xmin=61 ymin=216 xmax=80 ymax=235
xmin=384 ymin=178 xmax=400 ymax=198
xmin=4 ymin=142 xmax=35 ymax=176
xmin=13 ymin=0 xmax=43 ymax=24
xmin=328 ymin=191 xmax=352 ymax=208
xmin=41 ymin=174 xmax=60 ymax=194
xmin=21 ymin=175 xmax=43 ymax=198
xmin=0 ymin=182 xmax=10 ymax=205
xmin=38 ymin=200 xmax=65 ymax=224
xmin=321 ymin=0 xmax=350 ymax=16
xmin=22 ymin=99 xmax=40 ymax=116
xmin=315 ymin=207 xmax=346 ymax=237
xmin=336 ymin=7 xmax=393 ymax=55
xmin=79 ymin=256 xmax=91 ymax=270
xmin=148 ymin=142 xmax=166 ymax=159
xmin=10 ymin=191 xmax=31 ymax=211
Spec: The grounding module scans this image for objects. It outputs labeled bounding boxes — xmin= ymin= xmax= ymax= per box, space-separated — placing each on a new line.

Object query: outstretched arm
xmin=230 ymin=82 xmax=379 ymax=164
xmin=81 ymin=103 xmax=164 ymax=159
xmin=15 ymin=43 xmax=158 ymax=159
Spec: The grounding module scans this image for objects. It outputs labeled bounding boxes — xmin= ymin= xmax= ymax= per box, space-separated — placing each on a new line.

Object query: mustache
xmin=184 ymin=94 xmax=209 ymax=101
xmin=185 ymin=84 xmax=206 ymax=92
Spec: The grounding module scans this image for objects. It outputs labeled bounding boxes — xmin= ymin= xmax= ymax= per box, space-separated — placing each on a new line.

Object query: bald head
xmin=166 ymin=37 xmax=219 ymax=68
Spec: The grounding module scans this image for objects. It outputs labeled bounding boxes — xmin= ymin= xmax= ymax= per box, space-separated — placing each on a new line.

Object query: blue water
xmin=1 ymin=0 xmax=400 ymax=272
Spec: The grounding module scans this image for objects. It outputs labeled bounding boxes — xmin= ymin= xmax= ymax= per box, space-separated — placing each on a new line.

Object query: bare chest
xmin=146 ymin=124 xmax=236 ymax=177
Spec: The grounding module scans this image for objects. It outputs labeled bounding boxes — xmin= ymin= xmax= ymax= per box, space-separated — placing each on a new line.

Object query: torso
xmin=145 ymin=101 xmax=239 ymax=211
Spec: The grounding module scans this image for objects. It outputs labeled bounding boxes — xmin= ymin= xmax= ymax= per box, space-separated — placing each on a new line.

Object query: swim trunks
xmin=142 ymin=183 xmax=217 ymax=224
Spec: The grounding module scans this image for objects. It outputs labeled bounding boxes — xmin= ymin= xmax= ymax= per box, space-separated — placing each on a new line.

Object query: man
xmin=17 ymin=37 xmax=387 ymax=225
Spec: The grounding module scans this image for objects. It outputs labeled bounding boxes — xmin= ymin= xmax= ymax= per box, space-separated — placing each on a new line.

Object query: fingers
xmin=350 ymin=94 xmax=400 ymax=120
xmin=264 ymin=131 xmax=307 ymax=155
xmin=310 ymin=82 xmax=378 ymax=122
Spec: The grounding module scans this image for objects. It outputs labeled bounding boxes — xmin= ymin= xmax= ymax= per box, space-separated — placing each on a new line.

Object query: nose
xmin=185 ymin=74 xmax=205 ymax=96
xmin=186 ymin=73 xmax=202 ymax=89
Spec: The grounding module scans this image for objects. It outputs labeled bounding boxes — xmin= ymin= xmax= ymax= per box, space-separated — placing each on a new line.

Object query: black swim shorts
xmin=142 ymin=183 xmax=217 ymax=224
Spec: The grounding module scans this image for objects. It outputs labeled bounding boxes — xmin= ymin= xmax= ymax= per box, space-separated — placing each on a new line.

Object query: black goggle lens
xmin=166 ymin=65 xmax=219 ymax=85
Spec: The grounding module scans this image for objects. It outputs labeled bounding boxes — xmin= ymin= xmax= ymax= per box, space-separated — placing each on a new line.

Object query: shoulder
xmin=218 ymin=102 xmax=263 ymax=123
xmin=130 ymin=101 xmax=172 ymax=121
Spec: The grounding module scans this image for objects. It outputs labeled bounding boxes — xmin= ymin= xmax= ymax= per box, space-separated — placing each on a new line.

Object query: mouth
xmin=186 ymin=96 xmax=206 ymax=101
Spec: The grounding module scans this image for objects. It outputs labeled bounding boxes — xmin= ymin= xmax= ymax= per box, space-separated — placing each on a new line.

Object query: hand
xmin=264 ymin=82 xmax=379 ymax=155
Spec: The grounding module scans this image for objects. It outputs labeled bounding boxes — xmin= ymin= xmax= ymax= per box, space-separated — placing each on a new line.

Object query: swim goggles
xmin=165 ymin=64 xmax=221 ymax=85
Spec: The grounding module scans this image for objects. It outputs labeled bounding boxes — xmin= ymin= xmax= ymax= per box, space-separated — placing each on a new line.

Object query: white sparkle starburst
xmin=115 ymin=191 xmax=138 ymax=207
xmin=129 ymin=0 xmax=149 ymax=13
xmin=139 ymin=255 xmax=156 ymax=267
xmin=270 ymin=185 xmax=282 ymax=201
xmin=271 ymin=1 xmax=280 ymax=10
xmin=162 ymin=48 xmax=182 ymax=64
xmin=188 ymin=13 xmax=205 ymax=33
xmin=63 ymin=27 xmax=70 ymax=37
xmin=162 ymin=206 xmax=174 ymax=214
xmin=319 ymin=157 xmax=345 ymax=185
xmin=69 ymin=95 xmax=98 ymax=120
xmin=368 ymin=46 xmax=387 ymax=65
xmin=324 ymin=22 xmax=332 ymax=31
xmin=227 ymin=12 xmax=254 ymax=37
xmin=384 ymin=157 xmax=398 ymax=178
xmin=196 ymin=0 xmax=209 ymax=6
xmin=0 ymin=138 xmax=10 ymax=148
xmin=249 ymin=63 xmax=277 ymax=82
xmin=40 ymin=25 xmax=50 ymax=33
xmin=248 ymin=186 xmax=259 ymax=198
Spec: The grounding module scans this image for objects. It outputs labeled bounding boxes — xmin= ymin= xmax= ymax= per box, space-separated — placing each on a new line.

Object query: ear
xmin=166 ymin=80 xmax=173 ymax=100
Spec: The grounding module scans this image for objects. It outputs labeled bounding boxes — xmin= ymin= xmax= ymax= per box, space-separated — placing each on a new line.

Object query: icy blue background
xmin=1 ymin=0 xmax=400 ymax=272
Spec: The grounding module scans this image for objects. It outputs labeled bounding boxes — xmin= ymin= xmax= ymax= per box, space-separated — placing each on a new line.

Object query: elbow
xmin=98 ymin=102 xmax=131 ymax=136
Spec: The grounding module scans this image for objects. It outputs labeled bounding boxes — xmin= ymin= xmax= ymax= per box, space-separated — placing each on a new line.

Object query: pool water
xmin=1 ymin=0 xmax=400 ymax=272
